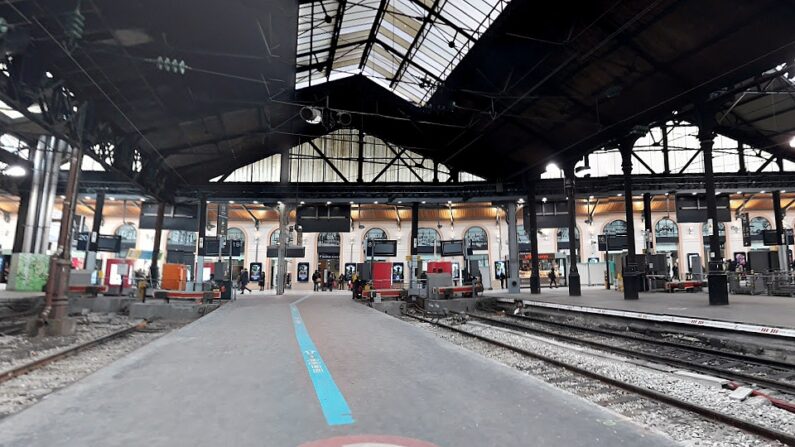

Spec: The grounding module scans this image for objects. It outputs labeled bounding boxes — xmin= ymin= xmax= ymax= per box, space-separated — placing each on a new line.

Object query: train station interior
xmin=0 ymin=1 xmax=794 ymax=446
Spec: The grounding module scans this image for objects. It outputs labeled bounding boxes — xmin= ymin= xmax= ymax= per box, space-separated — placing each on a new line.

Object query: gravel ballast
xmin=403 ymin=315 xmax=794 ymax=447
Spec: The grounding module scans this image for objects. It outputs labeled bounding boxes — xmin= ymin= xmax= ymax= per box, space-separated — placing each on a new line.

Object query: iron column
xmin=506 ymin=202 xmax=520 ymax=293
xmin=149 ymin=202 xmax=165 ymax=286
xmin=564 ymin=165 xmax=581 ymax=296
xmin=773 ymin=190 xmax=788 ymax=272
xmin=85 ymin=191 xmax=105 ymax=272
xmin=526 ymin=183 xmax=541 ymax=294
xmin=620 ymin=142 xmax=639 ymax=300
xmin=699 ymin=125 xmax=729 ymax=305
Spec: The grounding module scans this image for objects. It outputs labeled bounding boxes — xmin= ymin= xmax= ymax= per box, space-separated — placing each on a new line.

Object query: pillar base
xmin=508 ymin=276 xmax=520 ymax=294
xmin=28 ymin=317 xmax=77 ymax=336
xmin=623 ymin=272 xmax=640 ymax=300
xmin=529 ymin=275 xmax=541 ymax=294
xmin=707 ymin=273 xmax=729 ymax=306
xmin=568 ymin=271 xmax=581 ymax=296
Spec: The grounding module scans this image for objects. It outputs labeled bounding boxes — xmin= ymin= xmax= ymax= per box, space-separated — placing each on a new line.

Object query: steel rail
xmin=465 ymin=312 xmax=795 ymax=396
xmin=0 ymin=320 xmax=148 ymax=385
xmin=407 ymin=313 xmax=795 ymax=446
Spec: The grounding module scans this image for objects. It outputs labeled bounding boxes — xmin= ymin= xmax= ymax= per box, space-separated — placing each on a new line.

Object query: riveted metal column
xmin=773 ymin=190 xmax=788 ymax=272
xmin=620 ymin=144 xmax=639 ymax=300
xmin=149 ymin=202 xmax=165 ymax=286
xmin=506 ymin=202 xmax=520 ymax=293
xmin=196 ymin=196 xmax=207 ymax=284
xmin=276 ymin=203 xmax=289 ymax=295
xmin=526 ymin=183 xmax=541 ymax=294
xmin=564 ymin=166 xmax=581 ymax=296
xmin=700 ymin=125 xmax=729 ymax=305
xmin=410 ymin=202 xmax=419 ymax=256
xmin=41 ymin=142 xmax=83 ymax=335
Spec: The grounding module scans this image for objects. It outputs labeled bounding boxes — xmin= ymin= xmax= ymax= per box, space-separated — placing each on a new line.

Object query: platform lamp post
xmin=563 ymin=164 xmax=581 ymax=296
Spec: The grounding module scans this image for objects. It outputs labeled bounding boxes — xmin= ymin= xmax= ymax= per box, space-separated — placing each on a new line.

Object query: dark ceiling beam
xmin=358 ymin=0 xmax=389 ymax=69
xmin=375 ymin=40 xmax=442 ymax=83
xmin=372 ymin=147 xmax=407 ymax=182
xmin=308 ymin=140 xmax=350 ymax=182
xmin=325 ymin=0 xmax=347 ymax=79
xmin=404 ymin=0 xmax=475 ymax=43
xmin=390 ymin=0 xmax=442 ymax=89
xmin=298 ymin=39 xmax=364 ymax=58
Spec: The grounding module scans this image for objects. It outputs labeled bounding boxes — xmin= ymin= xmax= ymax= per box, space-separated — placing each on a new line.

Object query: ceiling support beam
xmin=325 ymin=0 xmax=348 ymax=79
xmin=308 ymin=140 xmax=350 ymax=182
xmin=359 ymin=0 xmax=389 ymax=69
xmin=372 ymin=147 xmax=407 ymax=182
xmin=390 ymin=0 xmax=443 ymax=89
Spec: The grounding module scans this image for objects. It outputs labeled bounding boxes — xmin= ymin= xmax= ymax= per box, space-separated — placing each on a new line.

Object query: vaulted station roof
xmin=296 ymin=0 xmax=510 ymax=104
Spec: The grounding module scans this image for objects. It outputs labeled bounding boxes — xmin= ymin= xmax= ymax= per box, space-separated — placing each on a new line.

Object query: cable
xmin=4 ymin=1 xmax=190 ymax=187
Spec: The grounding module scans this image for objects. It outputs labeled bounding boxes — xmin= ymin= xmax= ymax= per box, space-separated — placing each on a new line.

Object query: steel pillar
xmin=85 ymin=191 xmax=105 ymax=272
xmin=506 ymin=202 xmax=520 ymax=293
xmin=410 ymin=202 xmax=419 ymax=256
xmin=21 ymin=137 xmax=46 ymax=253
xmin=700 ymin=126 xmax=729 ymax=305
xmin=564 ymin=166 xmax=581 ymax=296
xmin=149 ymin=202 xmax=165 ymax=285
xmin=643 ymin=193 xmax=653 ymax=254
xmin=41 ymin=143 xmax=82 ymax=335
xmin=33 ymin=137 xmax=57 ymax=254
xmin=526 ymin=183 xmax=541 ymax=294
xmin=773 ymin=190 xmax=789 ymax=272
xmin=196 ymin=196 xmax=207 ymax=286
xmin=620 ymin=144 xmax=639 ymax=300
xmin=276 ymin=203 xmax=289 ymax=295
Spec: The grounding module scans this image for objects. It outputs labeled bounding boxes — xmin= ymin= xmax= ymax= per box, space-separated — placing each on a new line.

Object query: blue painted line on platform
xmin=290 ymin=300 xmax=355 ymax=426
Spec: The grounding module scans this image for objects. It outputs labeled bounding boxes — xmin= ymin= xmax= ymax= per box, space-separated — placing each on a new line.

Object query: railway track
xmin=467 ymin=310 xmax=795 ymax=398
xmin=407 ymin=312 xmax=795 ymax=446
xmin=0 ymin=320 xmax=148 ymax=385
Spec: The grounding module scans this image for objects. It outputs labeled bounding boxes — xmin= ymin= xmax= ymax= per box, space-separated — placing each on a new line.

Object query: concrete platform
xmin=69 ymin=296 xmax=133 ymax=314
xmin=129 ymin=301 xmax=220 ymax=321
xmin=488 ymin=286 xmax=795 ymax=336
xmin=0 ymin=291 xmax=675 ymax=447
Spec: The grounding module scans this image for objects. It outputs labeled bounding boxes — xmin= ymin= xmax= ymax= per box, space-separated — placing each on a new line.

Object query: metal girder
xmin=325 ymin=0 xmax=348 ymax=79
xmin=359 ymin=0 xmax=389 ymax=69
xmin=308 ymin=140 xmax=350 ymax=182
xmin=404 ymin=0 xmax=476 ymax=43
xmin=376 ymin=40 xmax=442 ymax=84
xmin=385 ymin=142 xmax=424 ymax=182
xmin=389 ymin=0 xmax=443 ymax=89
xmin=372 ymin=147 xmax=407 ymax=182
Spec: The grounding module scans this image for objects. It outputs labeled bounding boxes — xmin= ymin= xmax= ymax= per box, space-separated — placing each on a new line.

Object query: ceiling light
xmin=397 ymin=200 xmax=402 ymax=204
xmin=277 ymin=200 xmax=283 ymax=205
xmin=789 ymin=136 xmax=795 ymax=148
xmin=782 ymin=190 xmax=787 ymax=193
xmin=299 ymin=107 xmax=322 ymax=125
xmin=108 ymin=196 xmax=116 ymax=201
xmin=517 ymin=198 xmax=525 ymax=203
xmin=588 ymin=195 xmax=594 ymax=200
xmin=253 ymin=200 xmax=259 ymax=204
xmin=736 ymin=191 xmax=742 ymax=195
xmin=139 ymin=197 xmax=146 ymax=201
xmin=326 ymin=201 xmax=331 ymax=205
xmin=421 ymin=201 xmax=426 ymax=204
xmin=447 ymin=200 xmax=452 ymax=204
xmin=45 ymin=71 xmax=53 ymax=79
xmin=229 ymin=200 xmax=235 ymax=204
xmin=84 ymin=195 xmax=91 ymax=200
xmin=541 ymin=197 xmax=548 ymax=203
xmin=300 ymin=201 xmax=305 ymax=205
xmin=349 ymin=201 xmax=354 ymax=205
xmin=545 ymin=162 xmax=558 ymax=173
xmin=617 ymin=193 xmax=623 ymax=197
xmin=761 ymin=190 xmax=766 ymax=194
xmin=59 ymin=195 xmax=65 ymax=199
xmin=374 ymin=201 xmax=379 ymax=204
xmin=26 ymin=104 xmax=42 ymax=114
xmin=691 ymin=192 xmax=697 ymax=195
xmin=1 ymin=164 xmax=26 ymax=177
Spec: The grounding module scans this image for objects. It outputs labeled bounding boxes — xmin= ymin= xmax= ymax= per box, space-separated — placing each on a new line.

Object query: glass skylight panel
xmin=295 ymin=0 xmax=511 ymax=104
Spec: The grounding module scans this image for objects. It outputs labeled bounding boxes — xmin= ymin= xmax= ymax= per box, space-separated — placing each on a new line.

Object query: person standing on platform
xmin=498 ymin=271 xmax=506 ymax=289
xmin=548 ymin=269 xmax=558 ymax=288
xmin=672 ymin=262 xmax=679 ymax=280
xmin=239 ymin=267 xmax=251 ymax=294
xmin=312 ymin=270 xmax=321 ymax=292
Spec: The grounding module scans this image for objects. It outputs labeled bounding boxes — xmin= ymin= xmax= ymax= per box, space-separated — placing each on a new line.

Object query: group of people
xmin=497 ymin=268 xmax=560 ymax=289
xmin=311 ymin=270 xmax=350 ymax=292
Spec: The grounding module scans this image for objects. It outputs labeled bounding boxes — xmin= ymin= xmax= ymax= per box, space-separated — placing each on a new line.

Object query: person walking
xmin=312 ymin=270 xmax=321 ymax=292
xmin=498 ymin=271 xmax=506 ymax=289
xmin=548 ymin=269 xmax=558 ymax=288
xmin=239 ymin=267 xmax=251 ymax=294
xmin=672 ymin=263 xmax=679 ymax=280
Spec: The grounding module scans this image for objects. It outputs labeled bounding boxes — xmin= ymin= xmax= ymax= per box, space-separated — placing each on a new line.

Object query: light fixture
xmin=617 ymin=193 xmax=623 ymax=197
xmin=736 ymin=191 xmax=742 ymax=195
xmin=1 ymin=164 xmax=26 ymax=177
xmin=691 ymin=192 xmax=697 ymax=196
xmin=84 ymin=195 xmax=91 ymax=200
xmin=421 ymin=200 xmax=426 ymax=204
xmin=588 ymin=195 xmax=594 ymax=200
xmin=789 ymin=136 xmax=795 ymax=148
xmin=299 ymin=107 xmax=323 ymax=125
xmin=761 ymin=190 xmax=766 ymax=194
xmin=59 ymin=195 xmax=65 ymax=199
xmin=397 ymin=200 xmax=402 ymax=204
xmin=447 ymin=200 xmax=452 ymax=204
xmin=299 ymin=201 xmax=305 ymax=205
xmin=517 ymin=198 xmax=525 ymax=204
xmin=26 ymin=104 xmax=42 ymax=114
xmin=277 ymin=200 xmax=283 ymax=205
xmin=374 ymin=201 xmax=379 ymax=204
xmin=253 ymin=200 xmax=259 ymax=204
xmin=326 ymin=201 xmax=332 ymax=205
xmin=349 ymin=201 xmax=354 ymax=205
xmin=139 ymin=197 xmax=146 ymax=201
xmin=108 ymin=196 xmax=116 ymax=201
xmin=229 ymin=200 xmax=235 ymax=204
xmin=782 ymin=190 xmax=787 ymax=193
xmin=545 ymin=162 xmax=558 ymax=173
xmin=541 ymin=197 xmax=548 ymax=203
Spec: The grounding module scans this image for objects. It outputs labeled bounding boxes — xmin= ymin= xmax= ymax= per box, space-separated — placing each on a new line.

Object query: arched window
xmin=655 ymin=218 xmax=679 ymax=240
xmin=317 ymin=232 xmax=340 ymax=246
xmin=227 ymin=228 xmax=245 ymax=241
xmin=702 ymin=222 xmax=727 ymax=237
xmin=115 ymin=223 xmax=137 ymax=252
xmin=748 ymin=217 xmax=771 ymax=239
xmin=417 ymin=227 xmax=439 ymax=254
xmin=465 ymin=226 xmax=488 ymax=250
xmin=604 ymin=220 xmax=627 ymax=235
xmin=269 ymin=229 xmax=294 ymax=246
xmin=364 ymin=228 xmax=387 ymax=240
xmin=556 ymin=227 xmax=580 ymax=249
xmin=167 ymin=230 xmax=197 ymax=250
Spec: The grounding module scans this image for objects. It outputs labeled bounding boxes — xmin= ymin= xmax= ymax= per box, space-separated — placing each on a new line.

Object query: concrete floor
xmin=487 ymin=285 xmax=795 ymax=329
xmin=0 ymin=291 xmax=676 ymax=447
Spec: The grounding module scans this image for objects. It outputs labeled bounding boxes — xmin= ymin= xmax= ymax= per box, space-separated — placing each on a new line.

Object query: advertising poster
xmin=452 ymin=262 xmax=460 ymax=279
xmin=344 ymin=263 xmax=357 ymax=280
xmin=494 ymin=260 xmax=507 ymax=280
xmin=392 ymin=262 xmax=404 ymax=282
xmin=297 ymin=262 xmax=310 ymax=282
xmin=249 ymin=262 xmax=263 ymax=282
